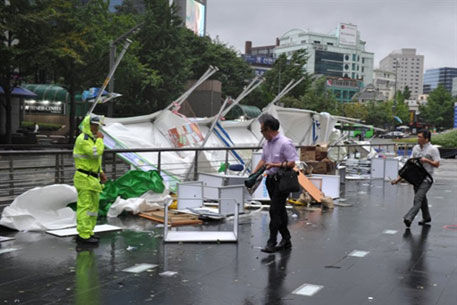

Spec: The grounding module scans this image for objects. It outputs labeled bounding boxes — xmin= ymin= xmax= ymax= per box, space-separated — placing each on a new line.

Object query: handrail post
xmin=55 ymin=154 xmax=60 ymax=184
xmin=193 ymin=150 xmax=199 ymax=181
xmin=112 ymin=152 xmax=117 ymax=180
xmin=224 ymin=150 xmax=229 ymax=174
xmin=8 ymin=156 xmax=14 ymax=196
xmin=157 ymin=151 xmax=161 ymax=174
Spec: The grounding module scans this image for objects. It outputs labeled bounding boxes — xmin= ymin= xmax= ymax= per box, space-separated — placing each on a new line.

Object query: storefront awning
xmin=23 ymin=84 xmax=82 ymax=102
xmin=0 ymin=86 xmax=38 ymax=98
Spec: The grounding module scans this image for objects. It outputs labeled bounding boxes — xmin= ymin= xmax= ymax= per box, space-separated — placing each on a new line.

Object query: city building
xmin=326 ymin=77 xmax=363 ymax=103
xmin=353 ymin=83 xmax=385 ymax=103
xmin=273 ymin=23 xmax=374 ymax=102
xmin=174 ymin=0 xmax=207 ymax=37
xmin=242 ymin=40 xmax=278 ymax=76
xmin=423 ymin=67 xmax=457 ymax=94
xmin=379 ymin=48 xmax=424 ymax=99
xmin=372 ymin=69 xmax=396 ymax=101
xmin=274 ymin=24 xmax=374 ymax=83
xmin=452 ymin=77 xmax=457 ymax=97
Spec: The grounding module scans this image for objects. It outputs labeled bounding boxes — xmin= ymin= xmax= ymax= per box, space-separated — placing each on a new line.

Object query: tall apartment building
xmin=274 ymin=24 xmax=374 ymax=84
xmin=423 ymin=67 xmax=457 ymax=94
xmin=379 ymin=48 xmax=424 ymax=99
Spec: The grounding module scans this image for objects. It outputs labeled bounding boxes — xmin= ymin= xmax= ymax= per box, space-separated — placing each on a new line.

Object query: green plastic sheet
xmin=69 ymin=170 xmax=165 ymax=217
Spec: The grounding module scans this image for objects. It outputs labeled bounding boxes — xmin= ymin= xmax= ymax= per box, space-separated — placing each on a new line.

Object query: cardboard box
xmin=306 ymin=159 xmax=336 ymax=175
xmin=306 ymin=160 xmax=328 ymax=174
xmin=300 ymin=146 xmax=316 ymax=161
xmin=315 ymin=144 xmax=328 ymax=161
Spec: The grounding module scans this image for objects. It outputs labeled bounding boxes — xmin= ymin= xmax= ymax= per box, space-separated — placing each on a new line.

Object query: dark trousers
xmin=266 ymin=176 xmax=291 ymax=246
xmin=404 ymin=180 xmax=432 ymax=221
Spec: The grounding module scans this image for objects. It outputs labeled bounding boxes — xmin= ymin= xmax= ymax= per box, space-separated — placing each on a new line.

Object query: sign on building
xmin=338 ymin=23 xmax=357 ymax=46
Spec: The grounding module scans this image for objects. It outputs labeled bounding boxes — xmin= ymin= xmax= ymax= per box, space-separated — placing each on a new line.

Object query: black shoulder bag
xmin=277 ymin=162 xmax=300 ymax=193
xmin=398 ymin=158 xmax=433 ymax=187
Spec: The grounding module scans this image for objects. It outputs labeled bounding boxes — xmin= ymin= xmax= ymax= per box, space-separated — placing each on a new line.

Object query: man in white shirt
xmin=392 ymin=130 xmax=440 ymax=227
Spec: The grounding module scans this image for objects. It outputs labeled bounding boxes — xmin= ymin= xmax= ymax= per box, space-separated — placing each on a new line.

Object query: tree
xmin=183 ymin=33 xmax=254 ymax=99
xmin=365 ymin=101 xmax=392 ymax=128
xmin=0 ymin=0 xmax=40 ymax=143
xmin=342 ymin=102 xmax=368 ymax=121
xmin=300 ymin=76 xmax=339 ymax=114
xmin=419 ymin=84 xmax=454 ymax=130
xmin=258 ymin=49 xmax=310 ymax=108
xmin=402 ymin=86 xmax=411 ymax=100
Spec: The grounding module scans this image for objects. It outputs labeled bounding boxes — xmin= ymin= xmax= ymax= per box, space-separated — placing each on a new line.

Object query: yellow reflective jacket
xmin=73 ymin=116 xmax=104 ymax=192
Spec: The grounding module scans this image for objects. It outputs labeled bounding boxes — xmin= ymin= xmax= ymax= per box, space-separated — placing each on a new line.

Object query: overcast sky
xmin=205 ymin=0 xmax=457 ymax=70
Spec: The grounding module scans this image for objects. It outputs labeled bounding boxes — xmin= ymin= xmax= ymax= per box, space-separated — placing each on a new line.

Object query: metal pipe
xmin=88 ymin=39 xmax=132 ymax=115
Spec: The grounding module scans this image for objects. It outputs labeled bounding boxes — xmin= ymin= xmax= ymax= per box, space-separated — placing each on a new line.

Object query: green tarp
xmin=70 ymin=170 xmax=165 ymax=217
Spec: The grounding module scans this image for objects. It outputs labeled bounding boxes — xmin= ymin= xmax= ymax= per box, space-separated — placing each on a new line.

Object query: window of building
xmin=352 ymin=54 xmax=356 ymax=61
xmin=314 ymin=40 xmax=321 ymax=44
xmin=362 ymin=58 xmax=365 ymax=64
xmin=344 ymin=64 xmax=349 ymax=70
xmin=352 ymin=63 xmax=355 ymax=70
xmin=327 ymin=42 xmax=333 ymax=45
xmin=345 ymin=55 xmax=349 ymax=61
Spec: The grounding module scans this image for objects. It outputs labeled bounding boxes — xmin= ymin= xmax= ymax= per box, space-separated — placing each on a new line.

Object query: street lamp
xmin=392 ymin=59 xmax=400 ymax=129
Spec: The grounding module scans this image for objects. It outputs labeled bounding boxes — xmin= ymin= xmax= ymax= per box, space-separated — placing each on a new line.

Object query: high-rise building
xmin=423 ymin=67 xmax=457 ymax=94
xmin=452 ymin=77 xmax=457 ymax=97
xmin=379 ymin=48 xmax=424 ymax=99
xmin=274 ymin=24 xmax=374 ymax=84
xmin=174 ymin=0 xmax=207 ymax=37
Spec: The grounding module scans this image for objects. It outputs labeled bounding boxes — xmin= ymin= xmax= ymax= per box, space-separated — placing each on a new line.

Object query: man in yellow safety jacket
xmin=73 ymin=115 xmax=107 ymax=244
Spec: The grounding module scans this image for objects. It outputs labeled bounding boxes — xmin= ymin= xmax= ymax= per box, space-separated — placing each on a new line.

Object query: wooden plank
xmin=138 ymin=209 xmax=203 ymax=226
xmin=296 ymin=168 xmax=323 ymax=203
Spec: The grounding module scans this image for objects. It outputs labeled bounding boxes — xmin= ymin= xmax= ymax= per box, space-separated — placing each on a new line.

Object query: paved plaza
xmin=0 ymin=160 xmax=456 ymax=305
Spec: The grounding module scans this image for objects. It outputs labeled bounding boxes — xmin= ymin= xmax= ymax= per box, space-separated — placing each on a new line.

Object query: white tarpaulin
xmin=101 ymin=105 xmax=340 ymax=183
xmin=0 ymin=184 xmax=77 ymax=231
xmin=107 ymin=190 xmax=173 ymax=218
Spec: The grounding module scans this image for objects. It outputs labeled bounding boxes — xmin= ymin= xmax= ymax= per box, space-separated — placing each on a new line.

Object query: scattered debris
xmin=138 ymin=208 xmax=202 ymax=226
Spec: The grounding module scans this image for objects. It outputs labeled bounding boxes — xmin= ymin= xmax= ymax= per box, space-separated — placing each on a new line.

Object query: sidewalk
xmin=0 ymin=160 xmax=456 ymax=305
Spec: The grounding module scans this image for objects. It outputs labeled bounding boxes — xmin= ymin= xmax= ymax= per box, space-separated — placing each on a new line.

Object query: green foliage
xmin=261 ymin=49 xmax=309 ymax=104
xmin=342 ymin=102 xmax=368 ymax=121
xmin=401 ymin=86 xmax=411 ymax=100
xmin=21 ymin=121 xmax=62 ymax=131
xmin=300 ymin=76 xmax=339 ymax=114
xmin=394 ymin=101 xmax=410 ymax=125
xmin=419 ymin=85 xmax=454 ymax=129
xmin=431 ymin=130 xmax=457 ymax=148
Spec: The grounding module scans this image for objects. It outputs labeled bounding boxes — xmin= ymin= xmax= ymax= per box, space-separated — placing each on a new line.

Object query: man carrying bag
xmin=252 ymin=114 xmax=298 ymax=253
xmin=391 ymin=129 xmax=440 ymax=227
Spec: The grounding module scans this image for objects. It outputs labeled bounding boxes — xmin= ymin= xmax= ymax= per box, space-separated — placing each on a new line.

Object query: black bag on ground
xmin=398 ymin=158 xmax=433 ymax=187
xmin=277 ymin=166 xmax=300 ymax=193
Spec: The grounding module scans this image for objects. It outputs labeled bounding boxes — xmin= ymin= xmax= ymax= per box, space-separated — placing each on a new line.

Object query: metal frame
xmin=163 ymin=200 xmax=239 ymax=243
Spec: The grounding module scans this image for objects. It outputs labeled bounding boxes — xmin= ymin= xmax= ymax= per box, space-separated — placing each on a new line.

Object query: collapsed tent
xmin=0 ymin=185 xmax=77 ymax=231
xmin=102 ymin=104 xmax=339 ymax=190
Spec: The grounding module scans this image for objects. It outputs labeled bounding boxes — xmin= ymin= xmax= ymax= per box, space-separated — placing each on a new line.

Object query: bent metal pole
xmin=87 ymin=38 xmax=132 ymax=115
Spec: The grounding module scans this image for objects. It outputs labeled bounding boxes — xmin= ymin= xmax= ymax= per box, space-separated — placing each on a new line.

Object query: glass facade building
xmin=423 ymin=67 xmax=457 ymax=94
xmin=314 ymin=51 xmax=344 ymax=77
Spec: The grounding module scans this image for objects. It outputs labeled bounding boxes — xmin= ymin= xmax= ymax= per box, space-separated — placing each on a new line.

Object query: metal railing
xmin=0 ymin=142 xmax=414 ymax=207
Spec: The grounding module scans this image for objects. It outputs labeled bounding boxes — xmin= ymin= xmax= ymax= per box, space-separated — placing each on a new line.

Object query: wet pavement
xmin=0 ymin=160 xmax=456 ymax=305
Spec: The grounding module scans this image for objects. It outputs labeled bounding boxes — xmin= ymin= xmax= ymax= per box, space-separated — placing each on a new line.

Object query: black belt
xmin=77 ymin=169 xmax=99 ymax=178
